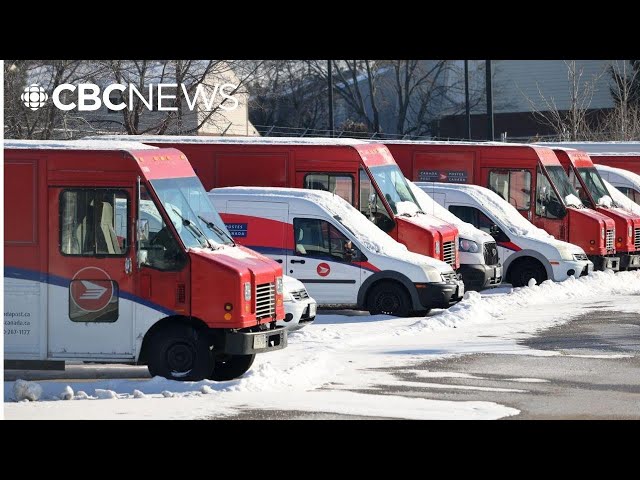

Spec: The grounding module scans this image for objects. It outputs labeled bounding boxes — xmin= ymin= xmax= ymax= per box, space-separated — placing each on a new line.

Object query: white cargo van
xmin=417 ymin=182 xmax=594 ymax=287
xmin=595 ymin=164 xmax=640 ymax=206
xmin=210 ymin=187 xmax=464 ymax=316
xmin=407 ymin=180 xmax=502 ymax=291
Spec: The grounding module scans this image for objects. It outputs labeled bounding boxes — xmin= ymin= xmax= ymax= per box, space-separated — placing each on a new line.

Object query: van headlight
xmin=459 ymin=238 xmax=479 ymax=253
xmin=276 ymin=276 xmax=284 ymax=295
xmin=421 ymin=266 xmax=443 ymax=283
xmin=244 ymin=282 xmax=252 ymax=301
xmin=557 ymin=247 xmax=575 ymax=261
xmin=283 ymin=289 xmax=293 ymax=302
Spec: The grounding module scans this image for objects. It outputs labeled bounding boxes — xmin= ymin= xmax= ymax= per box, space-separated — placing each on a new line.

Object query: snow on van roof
xmin=4 ymin=139 xmax=157 ymax=151
xmin=417 ymin=182 xmax=554 ymax=240
xmin=85 ymin=135 xmax=370 ymax=147
xmin=538 ymin=142 xmax=640 ymax=154
xmin=589 ymin=151 xmax=640 ymax=156
xmin=602 ymin=179 xmax=640 ymax=215
xmin=210 ymin=186 xmax=451 ymax=271
xmin=407 ymin=180 xmax=492 ymax=241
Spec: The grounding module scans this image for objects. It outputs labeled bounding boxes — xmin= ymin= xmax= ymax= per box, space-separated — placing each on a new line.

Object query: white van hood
xmin=283 ymin=274 xmax=306 ymax=293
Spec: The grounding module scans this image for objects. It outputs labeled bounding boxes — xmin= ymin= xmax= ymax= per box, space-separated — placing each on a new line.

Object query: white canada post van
xmin=595 ymin=164 xmax=640 ymax=207
xmin=418 ymin=182 xmax=594 ymax=287
xmin=210 ymin=187 xmax=464 ymax=316
xmin=407 ymin=180 xmax=502 ymax=291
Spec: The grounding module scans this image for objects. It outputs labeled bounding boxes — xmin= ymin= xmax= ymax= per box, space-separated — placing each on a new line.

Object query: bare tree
xmin=601 ymin=60 xmax=640 ymax=140
xmin=523 ymin=60 xmax=605 ymax=140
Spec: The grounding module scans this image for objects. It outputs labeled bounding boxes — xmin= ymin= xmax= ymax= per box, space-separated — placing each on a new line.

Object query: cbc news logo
xmin=21 ymin=84 xmax=49 ymax=111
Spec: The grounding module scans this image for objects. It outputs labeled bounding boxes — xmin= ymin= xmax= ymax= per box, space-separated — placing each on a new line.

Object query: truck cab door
xmin=47 ymin=186 xmax=135 ymax=359
xmin=288 ymin=216 xmax=362 ymax=305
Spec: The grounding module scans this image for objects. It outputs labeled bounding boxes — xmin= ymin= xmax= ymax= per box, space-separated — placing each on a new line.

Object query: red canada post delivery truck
xmin=93 ymin=136 xmax=460 ymax=269
xmin=551 ymin=147 xmax=640 ymax=270
xmin=4 ymin=140 xmax=286 ymax=381
xmin=384 ymin=141 xmax=620 ymax=271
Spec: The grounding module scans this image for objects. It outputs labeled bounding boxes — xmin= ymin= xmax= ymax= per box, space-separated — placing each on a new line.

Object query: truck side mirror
xmin=137 ymin=218 xmax=149 ymax=242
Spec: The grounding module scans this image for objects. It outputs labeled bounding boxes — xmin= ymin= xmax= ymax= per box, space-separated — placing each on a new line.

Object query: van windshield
xmin=150 ymin=176 xmax=234 ymax=248
xmin=368 ymin=165 xmax=421 ymax=215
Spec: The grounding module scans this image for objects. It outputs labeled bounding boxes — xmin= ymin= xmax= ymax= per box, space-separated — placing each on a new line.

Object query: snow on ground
xmin=5 ymin=270 xmax=640 ymax=420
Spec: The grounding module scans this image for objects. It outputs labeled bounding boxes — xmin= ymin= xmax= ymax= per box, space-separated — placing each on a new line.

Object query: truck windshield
xmin=368 ymin=165 xmax=421 ymax=215
xmin=150 ymin=177 xmax=233 ymax=248
xmin=578 ymin=167 xmax=612 ymax=206
xmin=545 ymin=165 xmax=583 ymax=207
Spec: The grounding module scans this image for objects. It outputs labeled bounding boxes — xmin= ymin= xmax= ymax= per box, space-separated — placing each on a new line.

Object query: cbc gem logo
xmin=21 ymin=84 xmax=48 ymax=111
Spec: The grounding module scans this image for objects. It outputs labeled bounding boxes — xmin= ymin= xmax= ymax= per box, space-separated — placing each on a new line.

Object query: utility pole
xmin=485 ymin=59 xmax=494 ymax=141
xmin=464 ymin=60 xmax=471 ymax=139
xmin=328 ymin=60 xmax=334 ymax=137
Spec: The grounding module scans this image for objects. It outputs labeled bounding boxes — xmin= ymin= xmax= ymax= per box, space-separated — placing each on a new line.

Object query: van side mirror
xmin=137 ymin=219 xmax=149 ymax=242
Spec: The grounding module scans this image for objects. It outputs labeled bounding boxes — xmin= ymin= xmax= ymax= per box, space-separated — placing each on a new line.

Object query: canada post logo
xmin=70 ymin=267 xmax=114 ymax=312
xmin=21 ymin=82 xmax=239 ymax=112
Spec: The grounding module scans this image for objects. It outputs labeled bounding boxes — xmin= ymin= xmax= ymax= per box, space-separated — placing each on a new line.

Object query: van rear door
xmin=288 ymin=215 xmax=362 ymax=305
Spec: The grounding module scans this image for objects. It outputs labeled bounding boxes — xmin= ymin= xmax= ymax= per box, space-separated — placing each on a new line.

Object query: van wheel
xmin=209 ymin=354 xmax=256 ymax=381
xmin=147 ymin=324 xmax=213 ymax=381
xmin=367 ymin=282 xmax=411 ymax=317
xmin=510 ymin=259 xmax=547 ymax=287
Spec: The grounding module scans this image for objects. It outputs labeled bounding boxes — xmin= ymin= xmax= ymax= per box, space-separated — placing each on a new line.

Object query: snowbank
xmin=603 ymin=180 xmax=640 ymax=215
xmin=13 ymin=380 xmax=43 ymax=402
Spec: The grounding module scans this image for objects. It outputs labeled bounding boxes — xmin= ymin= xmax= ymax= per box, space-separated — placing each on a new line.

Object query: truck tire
xmin=510 ymin=258 xmax=547 ymax=287
xmin=209 ymin=354 xmax=256 ymax=381
xmin=147 ymin=324 xmax=213 ymax=381
xmin=367 ymin=281 xmax=411 ymax=317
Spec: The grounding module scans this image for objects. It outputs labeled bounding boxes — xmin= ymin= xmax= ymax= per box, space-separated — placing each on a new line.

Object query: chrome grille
xmin=442 ymin=240 xmax=456 ymax=267
xmin=635 ymin=228 xmax=640 ymax=250
xmin=256 ymin=282 xmax=276 ymax=320
xmin=573 ymin=253 xmax=588 ymax=261
xmin=483 ymin=241 xmax=499 ymax=265
xmin=291 ymin=289 xmax=309 ymax=301
xmin=606 ymin=229 xmax=615 ymax=251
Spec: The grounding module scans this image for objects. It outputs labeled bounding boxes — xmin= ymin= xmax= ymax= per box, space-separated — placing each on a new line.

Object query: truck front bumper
xmin=416 ymin=278 xmax=465 ymax=309
xmin=588 ymin=255 xmax=621 ymax=272
xmin=458 ymin=263 xmax=502 ymax=291
xmin=618 ymin=253 xmax=640 ymax=271
xmin=223 ymin=326 xmax=287 ymax=355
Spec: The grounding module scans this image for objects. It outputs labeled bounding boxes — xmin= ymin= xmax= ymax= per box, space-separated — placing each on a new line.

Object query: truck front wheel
xmin=147 ymin=324 xmax=213 ymax=381
xmin=209 ymin=354 xmax=256 ymax=381
xmin=367 ymin=281 xmax=411 ymax=317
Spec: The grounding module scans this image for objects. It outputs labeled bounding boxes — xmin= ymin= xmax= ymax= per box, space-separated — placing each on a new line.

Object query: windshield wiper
xmin=198 ymin=215 xmax=236 ymax=246
xmin=171 ymin=208 xmax=212 ymax=249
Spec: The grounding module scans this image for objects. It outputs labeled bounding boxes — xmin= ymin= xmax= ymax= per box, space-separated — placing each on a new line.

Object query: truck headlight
xmin=459 ymin=238 xmax=479 ymax=253
xmin=276 ymin=276 xmax=283 ymax=294
xmin=601 ymin=227 xmax=605 ymax=239
xmin=629 ymin=225 xmax=633 ymax=238
xmin=244 ymin=282 xmax=252 ymax=301
xmin=435 ymin=241 xmax=441 ymax=255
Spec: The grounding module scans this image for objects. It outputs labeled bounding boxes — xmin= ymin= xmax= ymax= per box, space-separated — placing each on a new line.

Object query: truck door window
xmin=139 ymin=185 xmax=186 ymax=271
xmin=488 ymin=170 xmax=531 ymax=211
xmin=536 ymin=167 xmax=566 ymax=219
xmin=304 ymin=174 xmax=353 ymax=204
xmin=568 ymin=168 xmax=591 ymax=205
xmin=60 ymin=189 xmax=128 ymax=256
xmin=359 ymin=169 xmax=395 ymax=233
xmin=293 ymin=218 xmax=354 ymax=262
